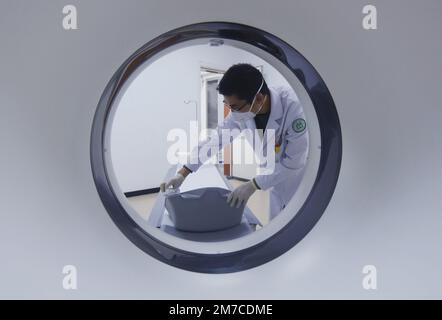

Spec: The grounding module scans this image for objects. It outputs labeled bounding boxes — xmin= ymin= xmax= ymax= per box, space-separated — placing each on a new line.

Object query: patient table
xmin=147 ymin=165 xmax=262 ymax=242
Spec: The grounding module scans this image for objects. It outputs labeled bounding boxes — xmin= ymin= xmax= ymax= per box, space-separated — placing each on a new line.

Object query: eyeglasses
xmin=223 ymin=100 xmax=249 ymax=112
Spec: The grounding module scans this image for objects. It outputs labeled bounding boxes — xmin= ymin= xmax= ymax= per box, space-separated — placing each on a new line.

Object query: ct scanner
xmin=1 ymin=0 xmax=442 ymax=299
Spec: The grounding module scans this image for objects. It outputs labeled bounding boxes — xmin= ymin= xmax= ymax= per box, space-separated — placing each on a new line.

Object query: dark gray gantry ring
xmin=90 ymin=21 xmax=342 ymax=273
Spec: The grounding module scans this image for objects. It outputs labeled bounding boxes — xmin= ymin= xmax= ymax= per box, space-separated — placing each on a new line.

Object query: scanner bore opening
xmin=90 ymin=22 xmax=342 ymax=273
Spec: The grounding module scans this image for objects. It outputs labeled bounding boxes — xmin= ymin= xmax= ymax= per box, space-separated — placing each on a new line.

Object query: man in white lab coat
xmin=162 ymin=63 xmax=309 ymax=220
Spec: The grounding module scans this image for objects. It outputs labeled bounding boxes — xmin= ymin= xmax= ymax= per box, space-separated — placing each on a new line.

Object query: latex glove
xmin=227 ymin=181 xmax=257 ymax=208
xmin=160 ymin=173 xmax=185 ymax=192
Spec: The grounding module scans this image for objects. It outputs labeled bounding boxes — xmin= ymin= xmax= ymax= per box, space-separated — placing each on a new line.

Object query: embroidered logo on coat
xmin=292 ymin=118 xmax=306 ymax=133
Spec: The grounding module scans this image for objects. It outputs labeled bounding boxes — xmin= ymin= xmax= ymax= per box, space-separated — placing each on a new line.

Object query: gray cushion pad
xmin=164 ymin=187 xmax=244 ymax=232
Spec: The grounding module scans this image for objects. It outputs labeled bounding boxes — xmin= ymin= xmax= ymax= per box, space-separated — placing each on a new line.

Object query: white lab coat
xmin=185 ymin=86 xmax=309 ymax=220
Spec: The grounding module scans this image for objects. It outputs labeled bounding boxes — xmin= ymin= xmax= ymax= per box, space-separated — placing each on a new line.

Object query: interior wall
xmin=110 ymin=44 xmax=290 ymax=192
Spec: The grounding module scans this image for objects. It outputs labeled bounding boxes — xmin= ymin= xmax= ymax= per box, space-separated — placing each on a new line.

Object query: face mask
xmin=231 ymin=79 xmax=265 ymax=122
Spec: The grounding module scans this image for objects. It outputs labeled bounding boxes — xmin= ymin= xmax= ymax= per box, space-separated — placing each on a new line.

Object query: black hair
xmin=217 ymin=63 xmax=269 ymax=103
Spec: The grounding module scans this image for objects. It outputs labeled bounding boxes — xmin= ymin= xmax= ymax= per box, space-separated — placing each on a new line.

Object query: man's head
xmin=218 ymin=63 xmax=269 ymax=113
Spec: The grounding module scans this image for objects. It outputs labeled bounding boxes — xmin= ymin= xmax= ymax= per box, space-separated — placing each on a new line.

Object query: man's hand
xmin=160 ymin=166 xmax=191 ymax=192
xmin=227 ymin=181 xmax=258 ymax=208
xmin=160 ymin=173 xmax=185 ymax=192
